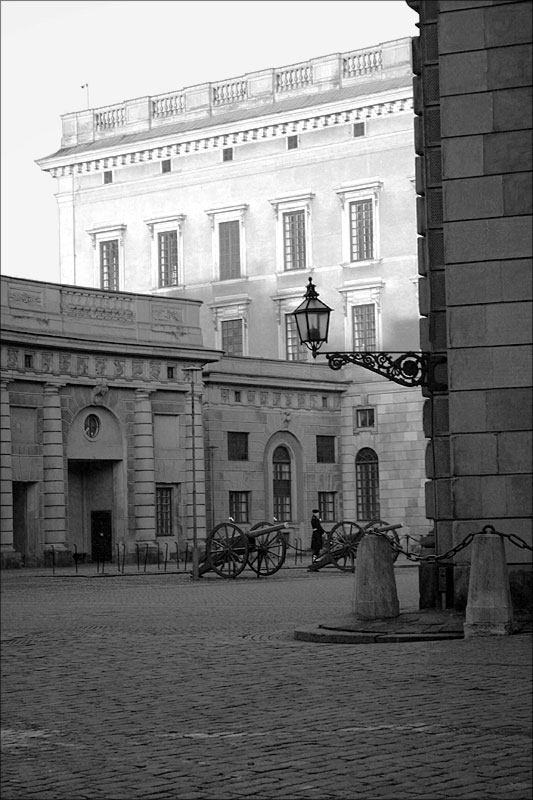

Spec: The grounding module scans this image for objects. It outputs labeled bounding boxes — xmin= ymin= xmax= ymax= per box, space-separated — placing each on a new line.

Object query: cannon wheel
xmin=247 ymin=521 xmax=287 ymax=577
xmin=206 ymin=522 xmax=249 ymax=578
xmin=325 ymin=520 xmax=365 ymax=572
xmin=364 ymin=519 xmax=400 ymax=563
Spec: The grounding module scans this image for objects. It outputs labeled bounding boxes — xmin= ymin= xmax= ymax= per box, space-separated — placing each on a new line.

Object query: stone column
xmin=43 ymin=383 xmax=68 ymax=550
xmin=0 ymin=380 xmax=14 ymax=557
xmin=134 ymin=389 xmax=156 ymax=543
xmin=353 ymin=534 xmax=400 ymax=619
xmin=464 ymin=530 xmax=513 ymax=638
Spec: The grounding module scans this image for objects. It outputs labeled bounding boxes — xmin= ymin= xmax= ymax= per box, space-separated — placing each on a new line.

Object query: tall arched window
xmin=356 ymin=448 xmax=380 ymax=520
xmin=273 ymin=445 xmax=292 ymax=521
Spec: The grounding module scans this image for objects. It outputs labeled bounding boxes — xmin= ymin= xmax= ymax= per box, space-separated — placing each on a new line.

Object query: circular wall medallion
xmin=83 ymin=413 xmax=101 ymax=440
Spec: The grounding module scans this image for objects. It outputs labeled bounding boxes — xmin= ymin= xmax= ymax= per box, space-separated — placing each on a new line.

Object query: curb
xmin=293 ymin=624 xmax=464 ymax=644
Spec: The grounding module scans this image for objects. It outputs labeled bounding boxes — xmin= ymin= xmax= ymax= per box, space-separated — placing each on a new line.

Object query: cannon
xmin=198 ymin=520 xmax=289 ymax=578
xmin=308 ymin=520 xmax=402 ymax=572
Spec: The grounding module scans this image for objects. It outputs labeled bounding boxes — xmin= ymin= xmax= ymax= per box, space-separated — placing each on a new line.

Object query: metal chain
xmin=376 ymin=525 xmax=532 ymax=563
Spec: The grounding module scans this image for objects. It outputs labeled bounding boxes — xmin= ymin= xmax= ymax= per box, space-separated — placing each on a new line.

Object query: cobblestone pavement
xmin=1 ymin=565 xmax=531 ymax=800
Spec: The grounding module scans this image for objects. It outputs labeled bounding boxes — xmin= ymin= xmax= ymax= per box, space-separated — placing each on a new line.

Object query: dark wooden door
xmin=91 ymin=510 xmax=112 ymax=562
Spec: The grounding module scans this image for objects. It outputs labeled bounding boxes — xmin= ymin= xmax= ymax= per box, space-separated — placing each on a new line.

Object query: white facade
xmin=8 ymin=38 xmax=431 ymax=565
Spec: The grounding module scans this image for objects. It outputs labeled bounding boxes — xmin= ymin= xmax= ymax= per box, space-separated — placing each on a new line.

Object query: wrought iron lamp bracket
xmin=322 ymin=351 xmax=447 ymax=391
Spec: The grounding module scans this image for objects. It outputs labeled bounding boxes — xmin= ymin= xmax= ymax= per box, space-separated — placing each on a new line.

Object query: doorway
xmin=91 ymin=510 xmax=112 ymax=562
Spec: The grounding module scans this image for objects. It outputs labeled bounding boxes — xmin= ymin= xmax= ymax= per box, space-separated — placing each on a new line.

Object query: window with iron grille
xmin=318 ymin=491 xmax=336 ymax=522
xmin=103 ymin=170 xmax=113 ymax=184
xmin=161 ymin=159 xmax=171 ymax=173
xmin=356 ymin=448 xmax=380 ymax=520
xmin=283 ymin=210 xmax=306 ymax=271
xmin=219 ymin=220 xmax=241 ymax=279
xmin=228 ymin=431 xmax=248 ymax=461
xmin=316 ymin=435 xmax=335 ymax=463
xmin=156 ymin=486 xmax=173 ymax=536
xmin=273 ymin=445 xmax=292 ymax=521
xmin=285 ymin=314 xmax=308 ymax=361
xmin=229 ymin=491 xmax=250 ymax=523
xmin=221 ymin=318 xmax=243 ymax=356
xmin=158 ymin=230 xmax=178 ymax=287
xmin=353 ymin=122 xmax=365 ymax=138
xmin=222 ymin=147 xmax=234 ymax=161
xmin=349 ymin=199 xmax=374 ymax=261
xmin=356 ymin=407 xmax=375 ymax=429
xmin=352 ymin=304 xmax=376 ymax=350
xmin=99 ymin=239 xmax=119 ymax=291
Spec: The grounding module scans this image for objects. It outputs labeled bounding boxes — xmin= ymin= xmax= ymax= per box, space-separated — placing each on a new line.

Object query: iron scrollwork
xmin=324 ymin=351 xmax=447 ymax=390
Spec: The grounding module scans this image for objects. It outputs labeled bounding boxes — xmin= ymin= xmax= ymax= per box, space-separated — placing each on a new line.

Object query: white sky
xmin=1 ymin=0 xmax=418 ymax=283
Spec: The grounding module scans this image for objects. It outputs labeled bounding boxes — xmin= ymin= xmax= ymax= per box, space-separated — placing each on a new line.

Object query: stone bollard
xmin=353 ymin=533 xmax=400 ymax=619
xmin=464 ymin=529 xmax=513 ymax=638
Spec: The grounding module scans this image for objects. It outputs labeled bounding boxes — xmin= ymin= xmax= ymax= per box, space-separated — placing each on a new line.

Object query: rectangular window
xmin=24 ymin=354 xmax=34 ymax=369
xmin=229 ymin=491 xmax=250 ymax=523
xmin=99 ymin=239 xmax=119 ymax=291
xmin=349 ymin=199 xmax=374 ymax=261
xmin=356 ymin=458 xmax=380 ymax=519
xmin=227 ymin=431 xmax=248 ymax=461
xmin=221 ymin=318 xmax=243 ymax=356
xmin=352 ymin=304 xmax=376 ymax=350
xmin=161 ymin=159 xmax=171 ymax=173
xmin=222 ymin=147 xmax=234 ymax=162
xmin=283 ymin=210 xmax=306 ymax=271
xmin=318 ymin=492 xmax=336 ymax=522
xmin=219 ymin=220 xmax=241 ymax=279
xmin=356 ymin=408 xmax=375 ymax=428
xmin=353 ymin=122 xmax=365 ymax=138
xmin=158 ymin=230 xmax=178 ymax=287
xmin=103 ymin=170 xmax=113 ymax=184
xmin=167 ymin=366 xmax=175 ymax=380
xmin=316 ymin=435 xmax=335 ymax=463
xmin=287 ymin=135 xmax=298 ymax=150
xmin=285 ymin=314 xmax=308 ymax=362
xmin=156 ymin=486 xmax=173 ymax=536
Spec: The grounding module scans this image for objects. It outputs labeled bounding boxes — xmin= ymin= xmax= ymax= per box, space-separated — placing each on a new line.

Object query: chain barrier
xmin=374 ymin=524 xmax=533 ymax=564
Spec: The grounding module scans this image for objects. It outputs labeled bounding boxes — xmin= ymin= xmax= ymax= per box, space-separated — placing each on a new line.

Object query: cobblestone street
xmin=1 ymin=566 xmax=531 ymax=799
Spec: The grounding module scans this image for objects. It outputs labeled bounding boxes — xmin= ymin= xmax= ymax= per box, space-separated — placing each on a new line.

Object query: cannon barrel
xmin=246 ymin=522 xmax=289 ymax=540
xmin=367 ymin=523 xmax=403 ymax=534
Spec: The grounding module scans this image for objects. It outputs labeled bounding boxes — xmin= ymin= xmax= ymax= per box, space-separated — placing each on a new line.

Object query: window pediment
xmin=87 ymin=224 xmax=126 ymax=249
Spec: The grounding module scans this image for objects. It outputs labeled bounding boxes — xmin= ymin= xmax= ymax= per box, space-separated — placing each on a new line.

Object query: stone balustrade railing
xmin=59 ymin=38 xmax=411 ymax=147
xmin=276 ymin=62 xmax=313 ymax=92
xmin=212 ymin=79 xmax=248 ymax=106
xmin=151 ymin=92 xmax=186 ymax=118
xmin=94 ymin=104 xmax=127 ymax=131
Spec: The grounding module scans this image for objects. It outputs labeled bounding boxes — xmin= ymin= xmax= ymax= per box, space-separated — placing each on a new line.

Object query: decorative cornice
xmin=144 ymin=214 xmax=186 ymax=237
xmin=46 ymin=97 xmax=413 ymax=178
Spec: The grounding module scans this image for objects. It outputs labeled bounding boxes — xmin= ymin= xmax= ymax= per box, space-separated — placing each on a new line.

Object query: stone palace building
xmin=1 ymin=37 xmax=430 ymax=571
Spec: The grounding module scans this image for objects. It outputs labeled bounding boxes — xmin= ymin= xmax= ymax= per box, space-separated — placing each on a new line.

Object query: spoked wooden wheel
xmin=364 ymin=519 xmax=400 ymax=562
xmin=325 ymin=521 xmax=365 ymax=572
xmin=247 ymin=521 xmax=287 ymax=576
xmin=206 ymin=522 xmax=249 ymax=578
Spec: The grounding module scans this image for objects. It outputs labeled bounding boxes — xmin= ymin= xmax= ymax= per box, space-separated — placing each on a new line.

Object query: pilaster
xmin=43 ymin=383 xmax=68 ymax=549
xmin=0 ymin=380 xmax=14 ymax=555
xmin=134 ymin=389 xmax=156 ymax=542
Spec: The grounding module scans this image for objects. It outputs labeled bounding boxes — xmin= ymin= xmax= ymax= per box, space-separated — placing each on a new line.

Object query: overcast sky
xmin=1 ymin=0 xmax=418 ymax=283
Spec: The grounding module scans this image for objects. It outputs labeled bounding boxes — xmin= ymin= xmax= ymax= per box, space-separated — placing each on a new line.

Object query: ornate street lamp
xmin=293 ymin=277 xmax=332 ymax=357
xmin=292 ymin=276 xmax=446 ymax=391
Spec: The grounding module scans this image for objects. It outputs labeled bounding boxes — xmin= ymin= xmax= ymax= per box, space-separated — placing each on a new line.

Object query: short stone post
xmin=464 ymin=528 xmax=513 ymax=638
xmin=353 ymin=533 xmax=400 ymax=619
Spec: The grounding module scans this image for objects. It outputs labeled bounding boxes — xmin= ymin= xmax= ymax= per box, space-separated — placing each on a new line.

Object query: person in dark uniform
xmin=311 ymin=509 xmax=326 ymax=564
